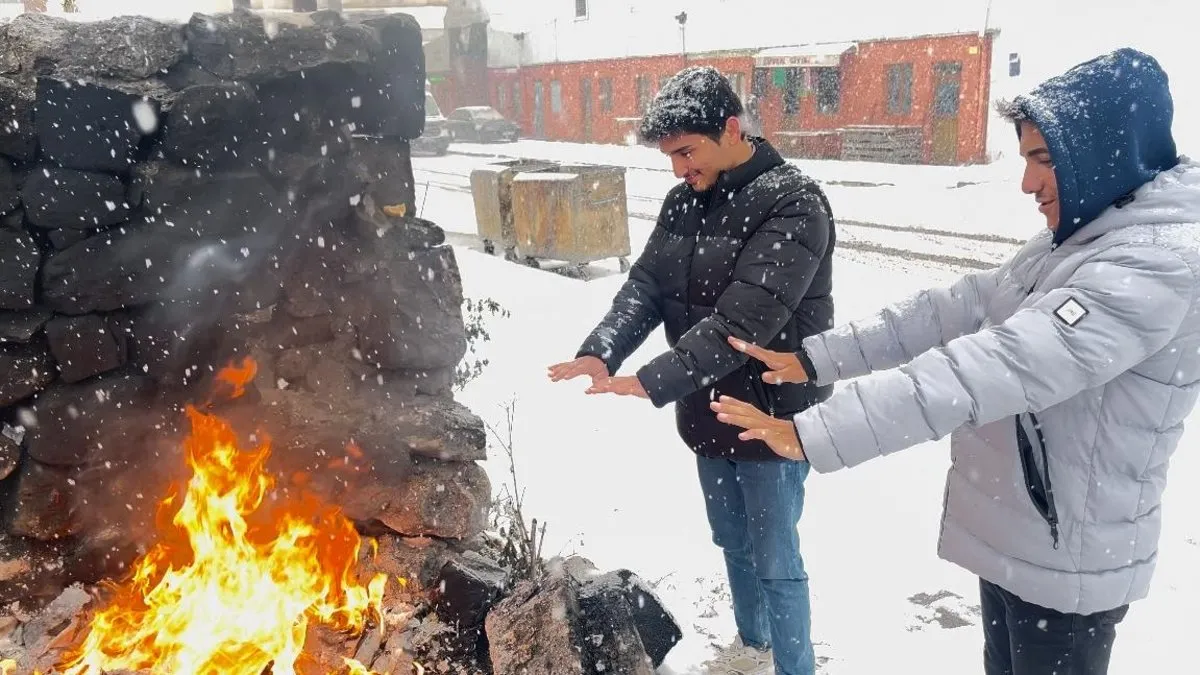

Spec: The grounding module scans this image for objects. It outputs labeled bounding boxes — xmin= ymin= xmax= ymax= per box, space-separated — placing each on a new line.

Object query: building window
xmin=513 ymin=82 xmax=522 ymax=115
xmin=575 ymin=0 xmax=587 ymax=19
xmin=636 ymin=75 xmax=652 ymax=114
xmin=752 ymin=69 xmax=769 ymax=98
xmin=816 ymin=68 xmax=841 ymax=115
xmin=599 ymin=78 xmax=614 ymax=112
xmin=782 ymin=69 xmax=804 ymax=117
xmin=887 ymin=63 xmax=913 ymax=115
xmin=1009 ymin=53 xmax=1022 ymax=77
xmin=934 ymin=61 xmax=963 ymax=117
xmin=551 ymin=80 xmax=563 ymax=113
xmin=497 ymin=83 xmax=508 ymax=110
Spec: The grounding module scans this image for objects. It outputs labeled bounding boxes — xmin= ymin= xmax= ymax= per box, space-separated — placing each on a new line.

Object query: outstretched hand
xmin=728 ymin=337 xmax=809 ymax=385
xmin=710 ymin=395 xmax=806 ymax=461
xmin=586 ymin=375 xmax=649 ymax=399
xmin=548 ymin=355 xmax=608 ymax=383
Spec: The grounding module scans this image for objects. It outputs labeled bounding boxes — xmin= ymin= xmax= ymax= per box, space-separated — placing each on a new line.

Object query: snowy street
xmin=419 ymin=140 xmax=1200 ymax=674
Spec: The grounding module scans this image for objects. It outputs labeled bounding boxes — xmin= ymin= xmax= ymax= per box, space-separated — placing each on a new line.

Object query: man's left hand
xmin=586 ymin=375 xmax=650 ymax=399
xmin=710 ymin=396 xmax=806 ymax=461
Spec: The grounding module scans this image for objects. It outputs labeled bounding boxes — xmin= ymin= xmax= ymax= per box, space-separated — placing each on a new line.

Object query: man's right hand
xmin=548 ymin=355 xmax=609 ymax=383
xmin=728 ymin=337 xmax=809 ymax=385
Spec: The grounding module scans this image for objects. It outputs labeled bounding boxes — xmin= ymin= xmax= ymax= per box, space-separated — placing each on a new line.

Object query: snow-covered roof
xmin=754 ymin=42 xmax=857 ymax=68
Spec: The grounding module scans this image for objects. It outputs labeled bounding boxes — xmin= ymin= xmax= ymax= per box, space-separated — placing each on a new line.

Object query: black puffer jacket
xmin=578 ymin=140 xmax=835 ymax=461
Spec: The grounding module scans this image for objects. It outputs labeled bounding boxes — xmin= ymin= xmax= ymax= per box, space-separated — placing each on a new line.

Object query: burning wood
xmin=3 ymin=359 xmax=394 ymax=675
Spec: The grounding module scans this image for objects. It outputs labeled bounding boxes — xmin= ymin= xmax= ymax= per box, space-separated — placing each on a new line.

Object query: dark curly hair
xmin=639 ymin=66 xmax=744 ymax=144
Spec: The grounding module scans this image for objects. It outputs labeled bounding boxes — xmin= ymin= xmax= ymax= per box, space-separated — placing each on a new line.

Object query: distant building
xmin=462 ymin=0 xmax=998 ymax=165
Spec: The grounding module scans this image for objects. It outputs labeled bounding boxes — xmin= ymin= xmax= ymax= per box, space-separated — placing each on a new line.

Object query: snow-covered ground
xmin=421 ymin=141 xmax=1200 ymax=674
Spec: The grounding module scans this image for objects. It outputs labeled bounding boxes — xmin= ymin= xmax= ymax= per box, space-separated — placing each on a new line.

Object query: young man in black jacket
xmin=548 ymin=67 xmax=836 ymax=675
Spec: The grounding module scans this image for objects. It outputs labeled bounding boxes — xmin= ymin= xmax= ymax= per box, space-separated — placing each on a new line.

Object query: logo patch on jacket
xmin=1054 ymin=297 xmax=1088 ymax=327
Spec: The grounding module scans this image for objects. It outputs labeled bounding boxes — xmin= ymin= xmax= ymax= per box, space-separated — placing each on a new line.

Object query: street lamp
xmin=675 ymin=11 xmax=688 ymax=60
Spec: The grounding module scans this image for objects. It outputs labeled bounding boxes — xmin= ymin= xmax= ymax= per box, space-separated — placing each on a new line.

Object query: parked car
xmin=445 ymin=106 xmax=521 ymax=143
xmin=412 ymin=90 xmax=451 ymax=155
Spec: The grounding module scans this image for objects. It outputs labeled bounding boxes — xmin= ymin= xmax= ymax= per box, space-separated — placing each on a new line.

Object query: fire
xmin=55 ymin=358 xmax=389 ymax=675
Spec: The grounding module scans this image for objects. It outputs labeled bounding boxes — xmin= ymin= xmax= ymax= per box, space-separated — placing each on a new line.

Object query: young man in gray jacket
xmin=712 ymin=48 xmax=1199 ymax=674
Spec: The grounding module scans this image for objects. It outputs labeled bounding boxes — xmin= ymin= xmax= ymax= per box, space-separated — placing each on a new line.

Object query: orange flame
xmin=214 ymin=357 xmax=258 ymax=400
xmin=56 ymin=358 xmax=387 ymax=675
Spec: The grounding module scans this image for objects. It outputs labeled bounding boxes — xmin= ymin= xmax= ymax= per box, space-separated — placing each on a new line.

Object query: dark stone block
xmin=0 ymin=432 xmax=19 ymax=482
xmin=40 ymin=223 xmax=191 ymax=314
xmin=46 ymin=227 xmax=92 ymax=251
xmin=21 ymin=166 xmax=131 ymax=230
xmin=35 ymin=76 xmax=164 ymax=173
xmin=355 ymin=245 xmax=467 ymax=371
xmin=0 ymin=157 xmax=18 ymax=214
xmin=130 ymin=162 xmax=291 ymax=240
xmin=0 ymin=78 xmax=36 ymax=162
xmin=4 ymin=459 xmax=81 ymax=541
xmin=159 ymin=83 xmax=265 ymax=170
xmin=184 ymin=11 xmax=375 ymax=82
xmin=0 ymin=341 xmax=55 ymax=406
xmin=0 ymin=308 xmax=52 ymax=343
xmin=0 ymin=13 xmax=183 ymax=82
xmin=434 ymin=551 xmax=510 ymax=629
xmin=0 ymin=229 xmax=40 ymax=310
xmin=45 ymin=314 xmax=129 ymax=384
xmin=583 ymin=570 xmax=683 ymax=668
xmin=362 ymin=14 xmax=427 ymax=139
xmin=25 ymin=374 xmax=158 ymax=467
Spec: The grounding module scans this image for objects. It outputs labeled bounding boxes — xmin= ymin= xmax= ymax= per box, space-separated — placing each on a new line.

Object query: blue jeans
xmin=697 ymin=456 xmax=814 ymax=675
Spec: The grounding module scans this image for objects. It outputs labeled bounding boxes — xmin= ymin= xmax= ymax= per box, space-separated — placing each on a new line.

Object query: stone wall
xmin=0 ymin=9 xmax=489 ymax=603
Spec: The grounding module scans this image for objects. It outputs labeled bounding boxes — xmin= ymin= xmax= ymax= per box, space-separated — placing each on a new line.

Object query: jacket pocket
xmin=1015 ymin=412 xmax=1060 ymax=549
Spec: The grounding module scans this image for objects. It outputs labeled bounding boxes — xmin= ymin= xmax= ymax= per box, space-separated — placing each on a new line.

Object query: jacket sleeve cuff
xmin=636 ymin=353 xmax=694 ymax=409
xmin=800 ymin=335 xmax=839 ymax=387
xmin=793 ymin=406 xmax=847 ymax=473
xmin=575 ymin=343 xmax=619 ymax=376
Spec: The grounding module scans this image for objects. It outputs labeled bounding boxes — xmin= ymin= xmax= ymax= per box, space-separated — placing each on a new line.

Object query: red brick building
xmin=483 ymin=31 xmax=994 ymax=165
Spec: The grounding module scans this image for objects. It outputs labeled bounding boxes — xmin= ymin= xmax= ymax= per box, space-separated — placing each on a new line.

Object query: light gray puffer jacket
xmin=794 ymin=159 xmax=1200 ymax=615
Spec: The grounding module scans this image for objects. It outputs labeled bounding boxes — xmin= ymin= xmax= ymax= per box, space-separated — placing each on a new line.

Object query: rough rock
xmin=580 ymin=569 xmax=683 ymax=669
xmin=21 ymin=167 xmax=131 ymax=230
xmin=0 ymin=157 xmax=18 ymax=214
xmin=386 ymin=396 xmax=487 ymax=462
xmin=433 ymin=551 xmax=509 ymax=629
xmin=39 ymin=222 xmax=217 ymax=314
xmin=0 ymin=534 xmax=72 ymax=605
xmin=44 ymin=314 xmax=129 ymax=384
xmin=130 ymin=161 xmax=290 ymax=240
xmin=45 ymin=228 xmax=91 ymax=251
xmin=5 ymin=459 xmax=82 ymax=541
xmin=0 ymin=230 xmax=40 ymax=310
xmin=0 ymin=77 xmax=38 ymax=162
xmin=361 ymin=14 xmax=427 ymax=139
xmin=352 ymin=136 xmax=417 ymax=213
xmin=0 ymin=208 xmax=24 ymax=231
xmin=0 ymin=432 xmax=19 ymax=482
xmin=35 ymin=77 xmax=164 ymax=173
xmin=25 ymin=374 xmax=159 ymax=467
xmin=354 ymin=245 xmax=467 ymax=371
xmin=0 ymin=342 xmax=55 ymax=406
xmin=125 ymin=298 xmax=229 ymax=389
xmin=375 ymin=458 xmax=491 ymax=540
xmin=0 ymin=14 xmax=183 ymax=81
xmin=485 ymin=575 xmax=587 ymax=675
xmin=184 ymin=11 xmax=376 ymax=81
xmin=359 ymin=535 xmax=454 ymax=598
xmin=158 ymin=83 xmax=264 ymax=169
xmin=0 ymin=308 xmax=52 ymax=343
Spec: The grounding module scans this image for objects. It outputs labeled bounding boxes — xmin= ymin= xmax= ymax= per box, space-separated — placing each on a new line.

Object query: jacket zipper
xmin=1015 ymin=412 xmax=1060 ymax=548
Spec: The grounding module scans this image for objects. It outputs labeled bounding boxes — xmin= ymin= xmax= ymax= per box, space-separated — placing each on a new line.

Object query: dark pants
xmin=980 ymin=579 xmax=1129 ymax=675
